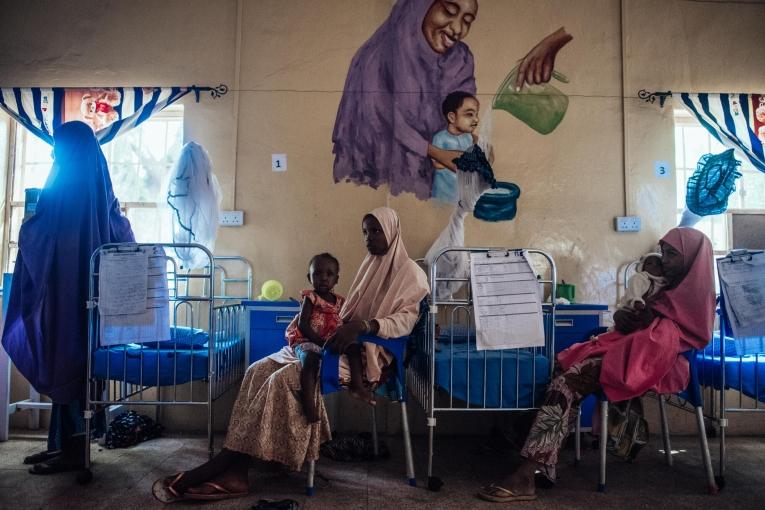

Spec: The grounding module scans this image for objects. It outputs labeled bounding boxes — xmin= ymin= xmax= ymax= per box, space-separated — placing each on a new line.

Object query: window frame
xmin=2 ymin=106 xmax=183 ymax=273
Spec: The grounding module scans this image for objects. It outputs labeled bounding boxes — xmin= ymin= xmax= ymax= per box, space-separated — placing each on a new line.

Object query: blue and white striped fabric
xmin=681 ymin=93 xmax=765 ymax=173
xmin=0 ymin=87 xmax=192 ymax=145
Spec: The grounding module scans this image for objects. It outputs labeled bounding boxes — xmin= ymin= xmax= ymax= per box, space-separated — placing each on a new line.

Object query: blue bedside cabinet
xmin=555 ymin=303 xmax=608 ymax=428
xmin=243 ymin=300 xmax=300 ymax=364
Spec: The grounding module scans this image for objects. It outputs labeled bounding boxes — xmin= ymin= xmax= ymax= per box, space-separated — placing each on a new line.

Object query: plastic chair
xmin=305 ymin=334 xmax=416 ymax=495
xmin=574 ymin=350 xmax=718 ymax=494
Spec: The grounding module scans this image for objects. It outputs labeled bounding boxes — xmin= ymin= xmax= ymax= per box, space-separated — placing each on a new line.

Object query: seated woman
xmin=478 ymin=227 xmax=714 ymax=503
xmin=152 ymin=206 xmax=429 ymax=502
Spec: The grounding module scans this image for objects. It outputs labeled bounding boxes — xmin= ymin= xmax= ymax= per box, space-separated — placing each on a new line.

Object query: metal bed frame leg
xmin=306 ymin=460 xmax=315 ymax=496
xmin=658 ymin=395 xmax=673 ymax=466
xmin=371 ymin=405 xmax=379 ymax=457
xmin=695 ymin=406 xmax=719 ymax=495
xmin=598 ymin=399 xmax=608 ymax=492
xmin=400 ymin=401 xmax=416 ymax=487
xmin=574 ymin=406 xmax=581 ymax=466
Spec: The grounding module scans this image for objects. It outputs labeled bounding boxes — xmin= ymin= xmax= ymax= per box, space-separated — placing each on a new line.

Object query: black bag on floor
xmin=320 ymin=432 xmax=389 ymax=461
xmin=607 ymin=398 xmax=648 ymax=461
xmin=105 ymin=410 xmax=163 ymax=449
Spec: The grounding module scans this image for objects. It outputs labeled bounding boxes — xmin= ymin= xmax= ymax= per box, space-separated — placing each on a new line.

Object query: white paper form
xmin=99 ymin=246 xmax=171 ymax=346
xmin=470 ymin=251 xmax=545 ymax=350
xmin=718 ymin=252 xmax=765 ymax=349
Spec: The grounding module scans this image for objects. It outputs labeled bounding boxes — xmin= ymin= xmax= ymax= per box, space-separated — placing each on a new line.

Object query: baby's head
xmin=442 ymin=91 xmax=479 ymax=134
xmin=639 ymin=253 xmax=663 ymax=277
xmin=307 ymin=253 xmax=340 ymax=295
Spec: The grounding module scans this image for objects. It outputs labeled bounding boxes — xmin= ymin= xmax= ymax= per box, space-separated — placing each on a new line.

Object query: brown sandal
xmin=151 ymin=472 xmax=186 ymax=503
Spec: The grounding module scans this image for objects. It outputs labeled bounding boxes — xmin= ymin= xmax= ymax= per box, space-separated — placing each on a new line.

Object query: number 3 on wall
xmin=654 ymin=160 xmax=671 ymax=179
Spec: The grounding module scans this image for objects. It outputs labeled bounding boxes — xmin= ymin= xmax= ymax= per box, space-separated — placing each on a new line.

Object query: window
xmin=4 ymin=106 xmax=183 ymax=272
xmin=674 ymin=109 xmax=765 ymax=254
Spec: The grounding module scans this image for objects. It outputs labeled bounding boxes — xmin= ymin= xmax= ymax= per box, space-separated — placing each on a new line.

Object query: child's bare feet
xmin=348 ymin=384 xmax=376 ymax=405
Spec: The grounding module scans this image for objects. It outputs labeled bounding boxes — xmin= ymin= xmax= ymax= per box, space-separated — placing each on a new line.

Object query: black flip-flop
xmin=29 ymin=457 xmax=84 ymax=475
xmin=23 ymin=449 xmax=62 ymax=465
xmin=252 ymin=499 xmax=299 ymax=510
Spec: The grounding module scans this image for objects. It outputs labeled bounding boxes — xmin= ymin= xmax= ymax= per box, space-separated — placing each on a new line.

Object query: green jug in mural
xmin=492 ymin=66 xmax=570 ymax=135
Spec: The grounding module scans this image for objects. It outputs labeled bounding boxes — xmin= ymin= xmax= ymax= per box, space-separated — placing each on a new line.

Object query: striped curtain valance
xmin=680 ymin=93 xmax=765 ymax=173
xmin=0 ymin=85 xmax=226 ymax=145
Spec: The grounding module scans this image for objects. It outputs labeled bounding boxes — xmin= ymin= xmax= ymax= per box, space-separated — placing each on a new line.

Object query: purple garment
xmin=2 ymin=121 xmax=134 ymax=403
xmin=332 ymin=0 xmax=476 ymax=200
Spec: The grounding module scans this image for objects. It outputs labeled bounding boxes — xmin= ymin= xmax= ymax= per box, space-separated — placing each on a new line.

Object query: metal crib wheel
xmin=76 ymin=468 xmax=93 ymax=484
xmin=427 ymin=476 xmax=444 ymax=492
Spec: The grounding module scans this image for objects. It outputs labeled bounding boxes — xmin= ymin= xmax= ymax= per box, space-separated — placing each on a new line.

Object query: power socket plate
xmin=219 ymin=210 xmax=244 ymax=227
xmin=615 ymin=216 xmax=641 ymax=232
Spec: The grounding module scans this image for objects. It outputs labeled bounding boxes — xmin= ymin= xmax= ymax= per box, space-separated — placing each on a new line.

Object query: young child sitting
xmin=284 ymin=253 xmax=373 ymax=423
xmin=619 ymin=253 xmax=667 ymax=312
xmin=431 ymin=90 xmax=480 ymax=203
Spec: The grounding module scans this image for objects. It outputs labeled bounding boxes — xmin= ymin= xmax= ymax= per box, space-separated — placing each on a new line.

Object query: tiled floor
xmin=1 ymin=432 xmax=764 ymax=509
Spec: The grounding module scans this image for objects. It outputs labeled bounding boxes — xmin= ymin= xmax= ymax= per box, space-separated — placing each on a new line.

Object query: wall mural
xmin=332 ymin=0 xmax=573 ymax=217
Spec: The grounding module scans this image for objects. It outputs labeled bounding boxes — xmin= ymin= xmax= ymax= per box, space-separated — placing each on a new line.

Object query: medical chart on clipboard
xmin=98 ymin=246 xmax=171 ymax=346
xmin=718 ymin=250 xmax=765 ymax=348
xmin=469 ymin=250 xmax=545 ymax=351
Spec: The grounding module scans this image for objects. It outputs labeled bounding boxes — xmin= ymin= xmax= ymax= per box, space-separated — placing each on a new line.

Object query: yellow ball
xmin=259 ymin=280 xmax=284 ymax=301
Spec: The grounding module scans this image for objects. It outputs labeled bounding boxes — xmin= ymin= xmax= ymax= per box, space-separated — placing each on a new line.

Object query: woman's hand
xmin=427 ymin=144 xmax=462 ymax=172
xmin=515 ymin=27 xmax=573 ymax=90
xmin=326 ymin=322 xmax=365 ymax=355
xmin=613 ymin=307 xmax=655 ymax=334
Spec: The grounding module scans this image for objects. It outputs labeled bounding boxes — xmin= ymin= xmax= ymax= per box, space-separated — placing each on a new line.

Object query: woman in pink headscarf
xmin=152 ymin=207 xmax=429 ymax=503
xmin=478 ymin=227 xmax=715 ymax=503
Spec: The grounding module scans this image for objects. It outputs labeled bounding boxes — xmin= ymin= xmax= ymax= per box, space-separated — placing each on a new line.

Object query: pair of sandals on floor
xmin=24 ymin=449 xmax=84 ymax=475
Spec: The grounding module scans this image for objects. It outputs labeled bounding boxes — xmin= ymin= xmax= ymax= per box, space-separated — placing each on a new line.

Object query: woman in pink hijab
xmin=478 ymin=227 xmax=715 ymax=503
xmin=152 ymin=207 xmax=429 ymax=502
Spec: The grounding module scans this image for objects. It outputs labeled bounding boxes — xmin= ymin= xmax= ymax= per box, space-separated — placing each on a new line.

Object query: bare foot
xmin=348 ymin=385 xmax=376 ymax=405
xmin=496 ymin=470 xmax=536 ymax=497
xmin=186 ymin=471 xmax=249 ymax=495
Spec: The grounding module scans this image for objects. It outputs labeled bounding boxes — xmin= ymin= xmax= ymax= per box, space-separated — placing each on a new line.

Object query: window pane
xmin=126 ymin=207 xmax=173 ymax=243
xmin=674 ymin=126 xmax=684 ymax=168
xmin=683 ymin=126 xmax=711 ymax=168
xmin=13 ymin=163 xmax=51 ymax=202
xmin=24 ymin=132 xmax=54 ymax=163
xmin=10 ymin=206 xmax=24 ymax=244
xmin=740 ymin=171 xmax=765 ymax=209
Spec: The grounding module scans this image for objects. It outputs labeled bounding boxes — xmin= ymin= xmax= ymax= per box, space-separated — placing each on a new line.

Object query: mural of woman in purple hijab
xmin=332 ymin=0 xmax=573 ymax=200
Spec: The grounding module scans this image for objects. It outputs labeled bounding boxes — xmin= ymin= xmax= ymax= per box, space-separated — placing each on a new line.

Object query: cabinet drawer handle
xmin=555 ymin=319 xmax=574 ymax=327
xmin=275 ymin=316 xmax=294 ymax=324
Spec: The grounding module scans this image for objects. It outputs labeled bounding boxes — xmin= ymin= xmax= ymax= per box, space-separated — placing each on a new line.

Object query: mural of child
xmin=431 ymin=91 xmax=479 ymax=203
xmin=332 ymin=0 xmax=572 ymax=201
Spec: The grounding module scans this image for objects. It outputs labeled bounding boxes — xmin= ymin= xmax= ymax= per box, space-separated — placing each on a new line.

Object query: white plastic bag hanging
xmin=166 ymin=142 xmax=222 ymax=269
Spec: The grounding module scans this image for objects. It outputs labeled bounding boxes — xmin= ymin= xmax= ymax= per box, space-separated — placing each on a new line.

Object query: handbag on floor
xmin=606 ymin=398 xmax=649 ymax=461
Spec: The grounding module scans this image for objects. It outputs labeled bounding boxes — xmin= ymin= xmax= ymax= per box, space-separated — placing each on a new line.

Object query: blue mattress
xmin=92 ymin=328 xmax=238 ymax=386
xmin=697 ymin=336 xmax=765 ymax=404
xmin=428 ymin=340 xmax=550 ymax=408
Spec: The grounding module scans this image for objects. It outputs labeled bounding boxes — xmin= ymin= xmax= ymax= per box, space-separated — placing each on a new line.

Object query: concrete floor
xmin=1 ymin=432 xmax=764 ymax=510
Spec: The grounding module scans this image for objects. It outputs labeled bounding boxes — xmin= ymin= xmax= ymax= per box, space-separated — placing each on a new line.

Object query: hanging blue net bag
xmin=686 ymin=148 xmax=742 ymax=217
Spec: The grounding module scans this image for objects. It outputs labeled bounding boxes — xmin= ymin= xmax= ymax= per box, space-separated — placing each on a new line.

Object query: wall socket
xmin=615 ymin=216 xmax=641 ymax=232
xmin=219 ymin=210 xmax=244 ymax=226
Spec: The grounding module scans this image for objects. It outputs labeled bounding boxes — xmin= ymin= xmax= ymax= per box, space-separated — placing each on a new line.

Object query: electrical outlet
xmin=219 ymin=210 xmax=244 ymax=227
xmin=615 ymin=216 xmax=641 ymax=232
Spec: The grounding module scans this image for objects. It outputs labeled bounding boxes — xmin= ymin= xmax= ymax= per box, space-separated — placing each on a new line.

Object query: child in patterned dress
xmin=285 ymin=253 xmax=372 ymax=423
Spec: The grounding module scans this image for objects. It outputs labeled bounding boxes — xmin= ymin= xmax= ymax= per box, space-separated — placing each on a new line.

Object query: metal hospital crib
xmin=407 ymin=247 xmax=556 ymax=488
xmin=82 ymin=243 xmax=252 ymax=480
xmin=696 ymin=249 xmax=765 ymax=486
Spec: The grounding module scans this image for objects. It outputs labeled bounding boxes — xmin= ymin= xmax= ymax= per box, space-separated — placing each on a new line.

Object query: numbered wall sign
xmin=654 ymin=160 xmax=671 ymax=179
xmin=272 ymin=154 xmax=287 ymax=172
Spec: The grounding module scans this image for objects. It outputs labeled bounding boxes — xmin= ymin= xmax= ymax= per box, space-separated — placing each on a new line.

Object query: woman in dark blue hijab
xmin=2 ymin=121 xmax=134 ymax=473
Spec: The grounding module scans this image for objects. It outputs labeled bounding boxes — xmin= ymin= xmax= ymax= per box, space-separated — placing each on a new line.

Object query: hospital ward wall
xmin=1 ymin=0 xmax=764 ymax=436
